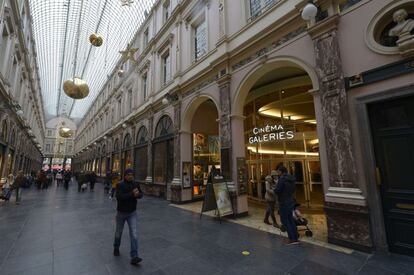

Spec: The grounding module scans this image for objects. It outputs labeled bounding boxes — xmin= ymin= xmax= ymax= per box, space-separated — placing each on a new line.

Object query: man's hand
xmin=133 ymin=188 xmax=140 ymax=197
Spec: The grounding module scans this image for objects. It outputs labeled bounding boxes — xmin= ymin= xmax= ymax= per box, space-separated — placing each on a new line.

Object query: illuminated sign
xmin=248 ymin=124 xmax=294 ymax=144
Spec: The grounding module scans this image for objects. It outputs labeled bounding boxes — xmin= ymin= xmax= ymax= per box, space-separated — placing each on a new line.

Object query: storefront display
xmin=192 ymin=133 xmax=220 ymax=198
xmin=244 ymin=86 xmax=324 ymax=208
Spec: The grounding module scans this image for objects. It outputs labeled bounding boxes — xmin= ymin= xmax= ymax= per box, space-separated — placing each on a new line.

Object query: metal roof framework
xmin=29 ymin=0 xmax=156 ymax=122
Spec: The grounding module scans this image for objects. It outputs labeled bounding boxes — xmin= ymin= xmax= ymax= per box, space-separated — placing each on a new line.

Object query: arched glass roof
xmin=29 ymin=0 xmax=156 ymax=122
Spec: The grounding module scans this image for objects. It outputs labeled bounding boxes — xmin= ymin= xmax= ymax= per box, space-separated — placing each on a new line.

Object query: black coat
xmin=274 ymin=174 xmax=296 ymax=206
xmin=116 ymin=181 xmax=143 ymax=213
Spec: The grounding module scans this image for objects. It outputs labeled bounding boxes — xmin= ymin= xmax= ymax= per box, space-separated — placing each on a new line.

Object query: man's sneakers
xmin=113 ymin=248 xmax=120 ymax=256
xmin=130 ymin=257 xmax=142 ymax=265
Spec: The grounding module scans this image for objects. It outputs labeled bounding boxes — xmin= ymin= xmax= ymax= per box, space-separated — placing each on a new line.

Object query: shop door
xmin=369 ymin=96 xmax=414 ymax=257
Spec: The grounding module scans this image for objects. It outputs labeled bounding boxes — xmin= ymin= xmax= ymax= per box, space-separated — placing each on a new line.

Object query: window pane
xmin=195 ymin=21 xmax=207 ymax=59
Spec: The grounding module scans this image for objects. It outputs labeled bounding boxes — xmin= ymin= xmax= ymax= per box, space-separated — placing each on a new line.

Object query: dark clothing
xmin=116 ymin=181 xmax=143 ymax=213
xmin=275 ymin=173 xmax=298 ymax=241
xmin=274 ymin=174 xmax=296 ymax=206
xmin=89 ymin=172 xmax=97 ymax=183
xmin=280 ymin=203 xmax=299 ymax=241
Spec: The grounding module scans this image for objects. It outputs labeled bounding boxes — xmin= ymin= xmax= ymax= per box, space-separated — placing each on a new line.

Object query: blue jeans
xmin=114 ymin=211 xmax=139 ymax=258
xmin=279 ymin=203 xmax=298 ymax=241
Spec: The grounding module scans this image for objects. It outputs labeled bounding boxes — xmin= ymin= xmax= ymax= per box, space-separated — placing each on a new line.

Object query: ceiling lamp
xmin=89 ymin=33 xmax=103 ymax=47
xmin=117 ymin=69 xmax=125 ymax=77
xmin=301 ymin=1 xmax=318 ymax=21
xmin=59 ymin=127 xmax=73 ymax=138
xmin=63 ymin=77 xmax=89 ymax=99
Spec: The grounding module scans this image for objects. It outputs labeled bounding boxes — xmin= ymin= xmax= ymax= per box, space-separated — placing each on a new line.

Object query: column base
xmin=325 ymin=202 xmax=373 ymax=252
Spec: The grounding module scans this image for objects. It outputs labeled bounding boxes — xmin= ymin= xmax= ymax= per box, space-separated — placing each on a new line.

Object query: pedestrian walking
xmin=274 ymin=165 xmax=299 ymax=245
xmin=264 ymin=170 xmax=279 ymax=228
xmin=56 ymin=171 xmax=63 ymax=187
xmin=113 ymin=168 xmax=143 ymax=265
xmin=89 ymin=171 xmax=97 ymax=192
xmin=64 ymin=170 xmax=72 ymax=190
xmin=12 ymin=170 xmax=25 ymax=204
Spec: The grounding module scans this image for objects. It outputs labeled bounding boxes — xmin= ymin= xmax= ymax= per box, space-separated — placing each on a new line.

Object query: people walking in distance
xmin=264 ymin=170 xmax=279 ymax=228
xmin=113 ymin=168 xmax=143 ymax=265
xmin=110 ymin=173 xmax=120 ymax=199
xmin=0 ymin=177 xmax=11 ymax=201
xmin=78 ymin=171 xmax=85 ymax=192
xmin=12 ymin=170 xmax=25 ymax=205
xmin=64 ymin=170 xmax=72 ymax=190
xmin=104 ymin=171 xmax=111 ymax=194
xmin=274 ymin=165 xmax=299 ymax=245
xmin=55 ymin=171 xmax=63 ymax=187
xmin=89 ymin=170 xmax=97 ymax=192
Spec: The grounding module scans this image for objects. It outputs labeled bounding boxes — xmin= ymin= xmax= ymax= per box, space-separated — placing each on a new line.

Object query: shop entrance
xmin=243 ymin=68 xmax=324 ymax=210
xmin=190 ymin=99 xmax=220 ymax=199
xmin=369 ymin=95 xmax=414 ymax=257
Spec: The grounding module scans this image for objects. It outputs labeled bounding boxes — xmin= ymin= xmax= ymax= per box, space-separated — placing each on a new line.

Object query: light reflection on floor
xmin=170 ymin=200 xmax=353 ymax=254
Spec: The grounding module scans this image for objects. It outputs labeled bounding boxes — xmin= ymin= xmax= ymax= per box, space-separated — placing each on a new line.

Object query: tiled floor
xmin=1 ymin=181 xmax=413 ymax=275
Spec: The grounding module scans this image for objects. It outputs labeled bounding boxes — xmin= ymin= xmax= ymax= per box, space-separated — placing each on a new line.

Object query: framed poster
xmin=182 ymin=161 xmax=191 ymax=188
xmin=213 ymin=181 xmax=233 ymax=217
xmin=237 ymin=157 xmax=247 ymax=195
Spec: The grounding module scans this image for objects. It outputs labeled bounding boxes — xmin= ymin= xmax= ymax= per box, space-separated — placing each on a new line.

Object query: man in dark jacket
xmin=63 ymin=170 xmax=72 ymax=190
xmin=275 ymin=165 xmax=299 ymax=244
xmin=113 ymin=168 xmax=143 ymax=265
xmin=12 ymin=170 xmax=25 ymax=204
xmin=89 ymin=171 xmax=97 ymax=192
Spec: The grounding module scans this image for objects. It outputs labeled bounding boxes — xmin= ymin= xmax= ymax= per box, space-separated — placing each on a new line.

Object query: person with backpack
xmin=275 ymin=165 xmax=299 ymax=245
xmin=113 ymin=168 xmax=143 ymax=265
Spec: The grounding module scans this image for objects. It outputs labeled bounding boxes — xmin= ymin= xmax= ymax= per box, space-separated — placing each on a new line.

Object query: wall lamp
xmin=301 ymin=1 xmax=318 ymax=21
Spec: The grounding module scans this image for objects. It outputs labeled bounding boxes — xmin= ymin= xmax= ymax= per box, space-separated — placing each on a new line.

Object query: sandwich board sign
xmin=200 ymin=175 xmax=234 ymax=222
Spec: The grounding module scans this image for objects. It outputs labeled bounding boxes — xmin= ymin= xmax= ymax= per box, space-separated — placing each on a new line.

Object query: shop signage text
xmin=248 ymin=125 xmax=294 ymax=144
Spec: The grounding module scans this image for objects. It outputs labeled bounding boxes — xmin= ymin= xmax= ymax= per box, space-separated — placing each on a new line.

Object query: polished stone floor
xmin=1 ymin=182 xmax=414 ymax=275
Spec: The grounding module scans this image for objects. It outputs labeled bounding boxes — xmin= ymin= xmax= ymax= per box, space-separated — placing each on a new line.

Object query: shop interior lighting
xmin=247 ymin=146 xmax=319 ymax=156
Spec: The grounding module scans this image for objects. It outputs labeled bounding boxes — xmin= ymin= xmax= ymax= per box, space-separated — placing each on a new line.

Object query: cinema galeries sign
xmin=248 ymin=124 xmax=294 ymax=144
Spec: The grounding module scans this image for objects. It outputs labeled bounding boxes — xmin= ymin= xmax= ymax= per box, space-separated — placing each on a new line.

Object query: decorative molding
xmin=231 ymin=26 xmax=306 ymax=71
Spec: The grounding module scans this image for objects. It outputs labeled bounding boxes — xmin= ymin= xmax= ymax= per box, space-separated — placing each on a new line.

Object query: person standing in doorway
xmin=264 ymin=170 xmax=279 ymax=228
xmin=274 ymin=165 xmax=299 ymax=245
xmin=113 ymin=168 xmax=143 ymax=265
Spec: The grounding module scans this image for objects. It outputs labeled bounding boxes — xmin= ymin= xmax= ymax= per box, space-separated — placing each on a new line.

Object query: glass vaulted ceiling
xmin=29 ymin=0 xmax=156 ymax=122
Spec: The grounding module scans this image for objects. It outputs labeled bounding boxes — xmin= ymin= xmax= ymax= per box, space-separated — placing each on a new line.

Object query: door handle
xmin=375 ymin=167 xmax=382 ymax=186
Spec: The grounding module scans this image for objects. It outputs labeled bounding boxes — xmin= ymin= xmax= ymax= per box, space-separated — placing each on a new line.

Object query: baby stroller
xmin=280 ymin=203 xmax=313 ymax=237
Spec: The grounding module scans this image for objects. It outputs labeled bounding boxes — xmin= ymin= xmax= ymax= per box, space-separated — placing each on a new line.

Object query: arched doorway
xmin=112 ymin=139 xmax=121 ymax=173
xmin=134 ymin=126 xmax=148 ymax=183
xmin=153 ymin=115 xmax=174 ymax=195
xmin=233 ymin=58 xmax=327 ymax=240
xmin=185 ymin=99 xmax=220 ymax=199
xmin=121 ymin=133 xmax=133 ymax=177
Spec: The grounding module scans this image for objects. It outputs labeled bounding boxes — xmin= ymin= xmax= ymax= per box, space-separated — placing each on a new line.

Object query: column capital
xmin=308 ymin=14 xmax=340 ymax=40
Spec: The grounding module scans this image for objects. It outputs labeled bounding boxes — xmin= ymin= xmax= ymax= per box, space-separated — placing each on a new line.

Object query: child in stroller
xmin=280 ymin=203 xmax=313 ymax=237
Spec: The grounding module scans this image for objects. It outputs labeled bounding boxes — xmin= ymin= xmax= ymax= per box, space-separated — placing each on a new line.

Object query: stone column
xmin=217 ymin=75 xmax=232 ymax=182
xmin=309 ymin=15 xmax=371 ymax=251
xmin=145 ymin=113 xmax=154 ymax=184
xmin=171 ymin=101 xmax=182 ymax=202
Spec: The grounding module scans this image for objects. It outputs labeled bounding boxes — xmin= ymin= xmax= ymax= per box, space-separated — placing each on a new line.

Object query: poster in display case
xmin=237 ymin=157 xmax=247 ymax=194
xmin=182 ymin=162 xmax=191 ymax=188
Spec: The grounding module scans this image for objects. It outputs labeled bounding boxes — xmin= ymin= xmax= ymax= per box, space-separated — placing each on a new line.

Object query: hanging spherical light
xmin=117 ymin=69 xmax=125 ymax=77
xmin=59 ymin=127 xmax=73 ymax=138
xmin=89 ymin=33 xmax=103 ymax=47
xmin=63 ymin=77 xmax=89 ymax=99
xmin=301 ymin=2 xmax=318 ymax=21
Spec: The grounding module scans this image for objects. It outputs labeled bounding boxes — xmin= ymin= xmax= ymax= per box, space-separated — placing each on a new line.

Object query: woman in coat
xmin=264 ymin=171 xmax=280 ymax=228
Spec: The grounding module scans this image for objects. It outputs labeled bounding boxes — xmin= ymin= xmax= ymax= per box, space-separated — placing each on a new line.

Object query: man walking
xmin=113 ymin=168 xmax=143 ymax=265
xmin=275 ymin=165 xmax=299 ymax=245
xmin=63 ymin=170 xmax=72 ymax=190
xmin=12 ymin=171 xmax=25 ymax=204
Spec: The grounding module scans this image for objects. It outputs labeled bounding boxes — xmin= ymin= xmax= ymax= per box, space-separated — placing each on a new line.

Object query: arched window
xmin=102 ymin=145 xmax=106 ymax=155
xmin=113 ymin=139 xmax=120 ymax=152
xmin=136 ymin=126 xmax=148 ymax=145
xmin=10 ymin=129 xmax=16 ymax=147
xmin=123 ymin=134 xmax=132 ymax=149
xmin=155 ymin=115 xmax=173 ymax=138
